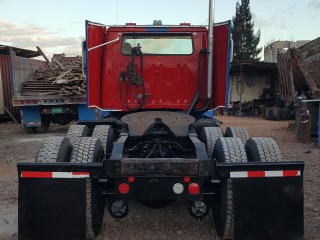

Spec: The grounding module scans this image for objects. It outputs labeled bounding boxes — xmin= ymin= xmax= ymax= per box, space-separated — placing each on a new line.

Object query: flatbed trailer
xmin=10 ymin=51 xmax=92 ymax=133
xmin=13 ymin=94 xmax=87 ymax=132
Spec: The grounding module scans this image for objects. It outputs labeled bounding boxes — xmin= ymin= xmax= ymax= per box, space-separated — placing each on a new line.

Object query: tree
xmin=232 ymin=0 xmax=262 ymax=61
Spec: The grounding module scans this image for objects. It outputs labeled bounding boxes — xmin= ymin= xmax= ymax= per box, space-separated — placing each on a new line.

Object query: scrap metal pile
xmin=21 ymin=54 xmax=85 ymax=96
xmin=277 ymin=37 xmax=320 ymax=101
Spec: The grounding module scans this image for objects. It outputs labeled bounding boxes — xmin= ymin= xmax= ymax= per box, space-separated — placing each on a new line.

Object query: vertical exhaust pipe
xmin=187 ymin=0 xmax=215 ymax=114
xmin=207 ymin=0 xmax=215 ymax=99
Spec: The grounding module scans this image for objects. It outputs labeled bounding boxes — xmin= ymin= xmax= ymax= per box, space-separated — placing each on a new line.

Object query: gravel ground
xmin=0 ymin=116 xmax=319 ymax=239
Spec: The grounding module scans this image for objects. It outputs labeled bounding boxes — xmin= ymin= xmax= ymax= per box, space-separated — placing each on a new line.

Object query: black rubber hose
xmin=120 ymin=46 xmax=147 ymax=111
xmin=194 ymin=97 xmax=211 ymax=113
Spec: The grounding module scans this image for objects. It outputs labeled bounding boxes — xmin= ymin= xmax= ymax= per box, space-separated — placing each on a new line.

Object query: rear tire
xmin=92 ymin=125 xmax=114 ymax=158
xmin=213 ymin=138 xmax=248 ymax=239
xmin=70 ymin=137 xmax=104 ymax=238
xmin=225 ymin=126 xmax=249 ymax=144
xmin=67 ymin=125 xmax=90 ymax=146
xmin=245 ymin=137 xmax=282 ymax=162
xmin=193 ymin=118 xmax=219 ymax=136
xmin=199 ymin=127 xmax=224 ymax=159
xmin=35 ymin=137 xmax=72 ymax=163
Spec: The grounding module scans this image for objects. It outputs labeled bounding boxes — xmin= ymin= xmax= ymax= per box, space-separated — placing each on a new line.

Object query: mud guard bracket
xmin=216 ymin=161 xmax=304 ymax=240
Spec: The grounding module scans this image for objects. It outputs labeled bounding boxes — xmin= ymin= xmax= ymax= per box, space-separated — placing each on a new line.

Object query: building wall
xmin=229 ymin=72 xmax=272 ymax=102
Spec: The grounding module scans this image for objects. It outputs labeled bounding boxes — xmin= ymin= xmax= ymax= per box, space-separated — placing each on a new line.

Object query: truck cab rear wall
xmin=86 ymin=21 xmax=231 ymax=111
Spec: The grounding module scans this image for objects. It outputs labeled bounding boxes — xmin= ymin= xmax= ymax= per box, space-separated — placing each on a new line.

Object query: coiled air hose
xmin=120 ymin=43 xmax=147 ymax=110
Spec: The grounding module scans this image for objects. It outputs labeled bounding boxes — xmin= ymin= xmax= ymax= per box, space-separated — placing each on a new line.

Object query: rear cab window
xmin=121 ymin=33 xmax=193 ymax=55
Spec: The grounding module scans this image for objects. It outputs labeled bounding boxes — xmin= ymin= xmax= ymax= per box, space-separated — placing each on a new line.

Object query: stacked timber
xmin=21 ymin=54 xmax=86 ymax=96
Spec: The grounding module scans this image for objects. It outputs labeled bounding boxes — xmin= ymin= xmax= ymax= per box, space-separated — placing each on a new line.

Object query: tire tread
xmin=225 ymin=126 xmax=249 ymax=144
xmin=67 ymin=125 xmax=90 ymax=146
xmin=213 ymin=137 xmax=247 ymax=239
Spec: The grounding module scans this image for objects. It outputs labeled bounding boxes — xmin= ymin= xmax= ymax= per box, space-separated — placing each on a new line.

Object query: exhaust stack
xmin=207 ymin=0 xmax=215 ymax=99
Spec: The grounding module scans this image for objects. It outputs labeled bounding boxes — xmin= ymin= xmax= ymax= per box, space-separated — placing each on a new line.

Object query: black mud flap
xmin=216 ymin=161 xmax=304 ymax=240
xmin=17 ymin=162 xmax=103 ymax=240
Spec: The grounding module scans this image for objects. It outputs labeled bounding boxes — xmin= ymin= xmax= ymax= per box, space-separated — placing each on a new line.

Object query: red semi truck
xmin=17 ymin=1 xmax=304 ymax=239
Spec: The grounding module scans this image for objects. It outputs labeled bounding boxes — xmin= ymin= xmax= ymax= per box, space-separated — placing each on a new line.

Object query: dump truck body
xmin=18 ymin=2 xmax=304 ymax=239
xmin=277 ymin=37 xmax=320 ymax=102
xmin=277 ymin=37 xmax=320 ymax=134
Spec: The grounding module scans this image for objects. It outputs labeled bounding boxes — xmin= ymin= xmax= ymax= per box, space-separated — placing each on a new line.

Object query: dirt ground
xmin=0 ymin=115 xmax=319 ymax=240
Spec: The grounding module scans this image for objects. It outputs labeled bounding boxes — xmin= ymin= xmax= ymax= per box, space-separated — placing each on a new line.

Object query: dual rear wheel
xmin=36 ymin=123 xmax=282 ymax=239
xmin=200 ymin=126 xmax=282 ymax=239
xmin=35 ymin=124 xmax=113 ymax=239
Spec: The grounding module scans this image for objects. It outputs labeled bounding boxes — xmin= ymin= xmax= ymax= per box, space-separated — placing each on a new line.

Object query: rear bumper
xmin=106 ymin=158 xmax=212 ymax=176
xmin=17 ymin=162 xmax=103 ymax=177
xmin=114 ymin=175 xmax=206 ymax=201
xmin=17 ymin=161 xmax=304 ymax=240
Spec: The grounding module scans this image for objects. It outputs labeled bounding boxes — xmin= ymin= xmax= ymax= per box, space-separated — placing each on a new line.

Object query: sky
xmin=0 ymin=0 xmax=319 ymax=60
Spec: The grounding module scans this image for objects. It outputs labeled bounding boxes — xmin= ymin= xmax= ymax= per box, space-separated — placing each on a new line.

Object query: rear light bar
xmin=118 ymin=176 xmax=201 ymax=196
xmin=12 ymin=99 xmax=39 ymax=106
xmin=68 ymin=98 xmax=86 ymax=103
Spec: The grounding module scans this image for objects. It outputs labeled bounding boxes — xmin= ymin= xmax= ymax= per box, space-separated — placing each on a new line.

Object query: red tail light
xmin=188 ymin=183 xmax=200 ymax=195
xmin=118 ymin=183 xmax=130 ymax=194
xmin=128 ymin=176 xmax=135 ymax=183
xmin=184 ymin=177 xmax=191 ymax=183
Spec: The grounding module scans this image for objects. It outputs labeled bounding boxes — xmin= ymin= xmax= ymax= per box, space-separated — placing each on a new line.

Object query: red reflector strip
xmin=283 ymin=170 xmax=300 ymax=177
xmin=21 ymin=171 xmax=89 ymax=178
xmin=230 ymin=170 xmax=301 ymax=178
xmin=21 ymin=171 xmax=52 ymax=178
xmin=248 ymin=171 xmax=265 ymax=178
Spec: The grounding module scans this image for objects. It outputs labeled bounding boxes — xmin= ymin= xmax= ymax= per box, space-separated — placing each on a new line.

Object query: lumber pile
xmin=21 ymin=54 xmax=86 ymax=96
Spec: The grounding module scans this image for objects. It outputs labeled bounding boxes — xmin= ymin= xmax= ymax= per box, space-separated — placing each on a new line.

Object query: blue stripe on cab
xmin=146 ymin=27 xmax=169 ymax=32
